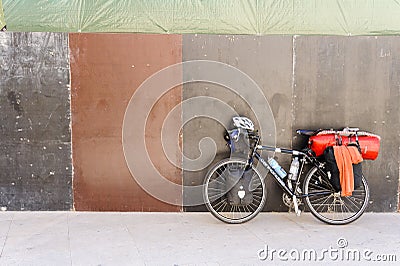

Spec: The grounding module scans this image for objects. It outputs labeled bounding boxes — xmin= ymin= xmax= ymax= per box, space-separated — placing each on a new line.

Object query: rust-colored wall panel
xmin=69 ymin=33 xmax=182 ymax=211
xmin=145 ymin=87 xmax=182 ymax=187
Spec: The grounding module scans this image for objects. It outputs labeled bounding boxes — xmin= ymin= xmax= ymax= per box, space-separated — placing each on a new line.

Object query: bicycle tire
xmin=203 ymin=158 xmax=266 ymax=224
xmin=303 ymin=166 xmax=369 ymax=225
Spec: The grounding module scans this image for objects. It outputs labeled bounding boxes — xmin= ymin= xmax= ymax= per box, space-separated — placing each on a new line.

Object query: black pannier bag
xmin=226 ymin=166 xmax=254 ymax=206
xmin=348 ymin=143 xmax=363 ymax=189
xmin=323 ymin=146 xmax=363 ymax=192
xmin=353 ymin=163 xmax=362 ymax=189
xmin=324 ymin=146 xmax=341 ymax=192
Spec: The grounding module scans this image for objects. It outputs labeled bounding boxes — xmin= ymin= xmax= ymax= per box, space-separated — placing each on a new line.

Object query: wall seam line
xmin=67 ymin=33 xmax=75 ymax=212
xmin=291 ymin=35 xmax=297 ymax=148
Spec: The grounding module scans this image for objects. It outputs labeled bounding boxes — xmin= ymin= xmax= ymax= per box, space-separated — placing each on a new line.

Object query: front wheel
xmin=203 ymin=158 xmax=266 ymax=224
xmin=303 ymin=166 xmax=369 ymax=225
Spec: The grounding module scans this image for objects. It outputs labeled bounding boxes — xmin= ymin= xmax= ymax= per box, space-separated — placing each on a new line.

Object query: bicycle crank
xmin=282 ymin=192 xmax=302 ymax=215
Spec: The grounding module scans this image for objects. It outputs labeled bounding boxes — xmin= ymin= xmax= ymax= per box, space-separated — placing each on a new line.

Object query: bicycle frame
xmin=250 ymin=143 xmax=332 ymax=199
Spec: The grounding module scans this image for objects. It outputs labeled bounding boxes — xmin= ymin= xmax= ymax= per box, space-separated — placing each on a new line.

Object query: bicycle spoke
xmin=341 ymin=200 xmax=353 ymax=213
xmin=214 ymin=199 xmax=228 ymax=212
xmin=343 ymin=202 xmax=354 ymax=213
xmin=343 ymin=196 xmax=362 ymax=211
xmin=308 ymin=180 xmax=330 ymax=191
xmin=315 ymin=194 xmax=334 ymax=212
xmin=310 ymin=194 xmax=333 ymax=205
xmin=304 ymin=166 xmax=369 ymax=225
xmin=208 ymin=193 xmax=224 ymax=202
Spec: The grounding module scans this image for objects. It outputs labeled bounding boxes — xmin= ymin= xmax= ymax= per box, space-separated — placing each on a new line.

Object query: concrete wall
xmin=0 ymin=32 xmax=399 ymax=212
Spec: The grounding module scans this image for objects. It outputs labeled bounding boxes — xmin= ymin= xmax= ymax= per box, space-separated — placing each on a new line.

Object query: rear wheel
xmin=203 ymin=158 xmax=266 ymax=224
xmin=303 ymin=166 xmax=369 ymax=225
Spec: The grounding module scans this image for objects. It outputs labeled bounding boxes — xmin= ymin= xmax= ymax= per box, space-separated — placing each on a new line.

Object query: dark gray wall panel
xmin=293 ymin=36 xmax=400 ymax=212
xmin=0 ymin=32 xmax=72 ymax=210
xmin=182 ymin=35 xmax=293 ymax=211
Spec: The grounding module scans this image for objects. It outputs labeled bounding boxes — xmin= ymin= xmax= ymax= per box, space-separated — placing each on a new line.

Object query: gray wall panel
xmin=183 ymin=34 xmax=399 ymax=212
xmin=182 ymin=35 xmax=293 ymax=211
xmin=293 ymin=36 xmax=400 ymax=212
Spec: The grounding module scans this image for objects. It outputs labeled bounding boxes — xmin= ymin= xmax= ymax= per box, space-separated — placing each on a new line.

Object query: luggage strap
xmin=335 ymin=134 xmax=342 ymax=146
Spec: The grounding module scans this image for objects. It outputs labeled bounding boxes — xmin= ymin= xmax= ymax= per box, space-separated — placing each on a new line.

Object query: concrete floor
xmin=0 ymin=212 xmax=398 ymax=265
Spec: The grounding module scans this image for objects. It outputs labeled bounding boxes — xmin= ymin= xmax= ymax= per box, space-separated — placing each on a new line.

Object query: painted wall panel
xmin=182 ymin=35 xmax=293 ymax=211
xmin=0 ymin=32 xmax=72 ymax=210
xmin=183 ymin=35 xmax=400 ymax=212
xmin=0 ymin=32 xmax=399 ymax=212
xmin=69 ymin=33 xmax=182 ymax=211
xmin=293 ymin=36 xmax=400 ymax=212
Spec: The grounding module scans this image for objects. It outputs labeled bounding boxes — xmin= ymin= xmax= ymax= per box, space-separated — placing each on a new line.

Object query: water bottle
xmin=289 ymin=157 xmax=300 ymax=181
xmin=268 ymin=158 xmax=287 ymax=179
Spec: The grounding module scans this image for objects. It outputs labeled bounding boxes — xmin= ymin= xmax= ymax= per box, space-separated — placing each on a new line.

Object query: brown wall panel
xmin=69 ymin=33 xmax=182 ymax=211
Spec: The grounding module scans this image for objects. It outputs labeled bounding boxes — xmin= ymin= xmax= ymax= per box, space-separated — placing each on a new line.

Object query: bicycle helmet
xmin=232 ymin=116 xmax=254 ymax=131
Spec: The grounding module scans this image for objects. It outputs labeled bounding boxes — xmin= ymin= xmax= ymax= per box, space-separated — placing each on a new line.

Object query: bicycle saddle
xmin=296 ymin=129 xmax=318 ymax=136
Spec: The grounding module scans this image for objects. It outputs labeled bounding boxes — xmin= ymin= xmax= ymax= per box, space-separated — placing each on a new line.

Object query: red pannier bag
xmin=309 ymin=130 xmax=381 ymax=160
